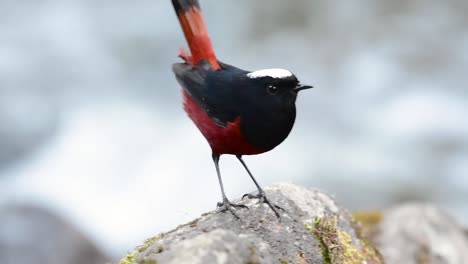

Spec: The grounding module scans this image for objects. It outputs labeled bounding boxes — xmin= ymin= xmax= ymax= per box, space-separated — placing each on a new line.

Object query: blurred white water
xmin=1 ymin=0 xmax=467 ymax=261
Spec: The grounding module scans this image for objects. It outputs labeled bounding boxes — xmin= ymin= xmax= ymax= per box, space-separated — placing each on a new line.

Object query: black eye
xmin=267 ymin=85 xmax=278 ymax=94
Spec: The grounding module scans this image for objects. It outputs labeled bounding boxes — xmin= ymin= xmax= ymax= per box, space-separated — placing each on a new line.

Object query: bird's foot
xmin=217 ymin=198 xmax=248 ymax=219
xmin=243 ymin=191 xmax=283 ymax=218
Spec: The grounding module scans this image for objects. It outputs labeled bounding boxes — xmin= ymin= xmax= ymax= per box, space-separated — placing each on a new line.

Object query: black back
xmin=173 ymin=60 xmax=299 ymax=151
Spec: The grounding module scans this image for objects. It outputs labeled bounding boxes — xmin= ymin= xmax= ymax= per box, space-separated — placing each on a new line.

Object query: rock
xmin=0 ymin=204 xmax=110 ymax=264
xmin=119 ymin=183 xmax=383 ymax=264
xmin=356 ymin=203 xmax=468 ymax=264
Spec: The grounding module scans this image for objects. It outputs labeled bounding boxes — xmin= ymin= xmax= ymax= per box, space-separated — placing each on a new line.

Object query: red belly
xmin=182 ymin=90 xmax=264 ymax=155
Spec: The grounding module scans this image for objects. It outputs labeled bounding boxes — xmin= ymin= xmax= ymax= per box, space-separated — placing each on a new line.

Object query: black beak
xmin=294 ymin=85 xmax=314 ymax=92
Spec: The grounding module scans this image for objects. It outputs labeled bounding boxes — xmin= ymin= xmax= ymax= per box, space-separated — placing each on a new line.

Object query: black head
xmin=235 ymin=68 xmax=312 ymax=151
xmin=244 ymin=68 xmax=312 ymax=106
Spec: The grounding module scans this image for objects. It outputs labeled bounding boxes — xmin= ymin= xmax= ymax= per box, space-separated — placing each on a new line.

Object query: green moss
xmin=248 ymin=246 xmax=256 ymax=255
xmin=246 ymin=245 xmax=260 ymax=264
xmin=119 ymin=251 xmax=139 ymax=264
xmin=352 ymin=211 xmax=383 ymax=240
xmin=117 ymin=215 xmax=205 ymax=264
xmin=278 ymin=258 xmax=289 ymax=264
xmin=337 ymin=230 xmax=382 ymax=264
xmin=139 ymin=236 xmax=162 ymax=252
xmin=307 ymin=215 xmax=384 ymax=264
xmin=353 ymin=211 xmax=383 ymax=225
xmin=310 ymin=217 xmax=336 ymax=264
xmin=118 ymin=234 xmax=162 ymax=264
xmin=139 ymin=260 xmax=157 ymax=264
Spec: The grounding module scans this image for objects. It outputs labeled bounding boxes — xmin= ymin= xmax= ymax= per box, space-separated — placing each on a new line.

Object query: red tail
xmin=172 ymin=0 xmax=220 ymax=70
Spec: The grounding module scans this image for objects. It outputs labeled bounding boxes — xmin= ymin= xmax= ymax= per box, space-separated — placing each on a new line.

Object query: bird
xmin=171 ymin=0 xmax=313 ymax=218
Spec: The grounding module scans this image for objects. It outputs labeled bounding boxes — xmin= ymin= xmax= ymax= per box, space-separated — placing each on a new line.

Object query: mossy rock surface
xmin=118 ymin=183 xmax=383 ymax=264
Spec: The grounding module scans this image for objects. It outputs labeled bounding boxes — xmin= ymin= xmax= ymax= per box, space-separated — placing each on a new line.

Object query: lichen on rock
xmin=308 ymin=215 xmax=382 ymax=264
xmin=117 ymin=183 xmax=384 ymax=264
xmin=116 ymin=187 xmax=468 ymax=264
xmin=119 ymin=235 xmax=162 ymax=264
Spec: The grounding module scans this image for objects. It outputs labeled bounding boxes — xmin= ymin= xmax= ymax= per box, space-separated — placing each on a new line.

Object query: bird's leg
xmin=237 ymin=155 xmax=269 ymax=200
xmin=237 ymin=155 xmax=283 ymax=218
xmin=212 ymin=153 xmax=248 ymax=218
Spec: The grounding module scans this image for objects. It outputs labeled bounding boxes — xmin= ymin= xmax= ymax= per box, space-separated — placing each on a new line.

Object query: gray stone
xmin=146 ymin=229 xmax=274 ymax=264
xmin=372 ymin=203 xmax=468 ymax=264
xmin=0 ymin=204 xmax=109 ymax=264
xmin=121 ymin=183 xmax=383 ymax=264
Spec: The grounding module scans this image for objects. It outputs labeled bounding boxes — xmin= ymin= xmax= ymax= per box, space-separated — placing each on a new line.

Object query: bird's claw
xmin=242 ymin=191 xmax=284 ymax=218
xmin=242 ymin=192 xmax=263 ymax=200
xmin=217 ymin=200 xmax=248 ymax=210
xmin=217 ymin=198 xmax=248 ymax=219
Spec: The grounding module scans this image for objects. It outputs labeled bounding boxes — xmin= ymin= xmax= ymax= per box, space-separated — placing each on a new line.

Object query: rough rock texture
xmin=0 ymin=204 xmax=109 ymax=264
xmin=119 ymin=183 xmax=383 ymax=264
xmin=356 ymin=203 xmax=468 ymax=264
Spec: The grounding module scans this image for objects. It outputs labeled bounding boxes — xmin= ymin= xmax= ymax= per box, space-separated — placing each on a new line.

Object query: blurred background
xmin=1 ymin=0 xmax=467 ymax=263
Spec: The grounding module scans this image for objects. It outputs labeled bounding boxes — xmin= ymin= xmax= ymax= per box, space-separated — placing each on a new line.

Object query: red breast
xmin=182 ymin=90 xmax=264 ymax=155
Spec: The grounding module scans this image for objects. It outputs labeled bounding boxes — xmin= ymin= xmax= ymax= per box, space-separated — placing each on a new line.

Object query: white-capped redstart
xmin=172 ymin=0 xmax=312 ymax=218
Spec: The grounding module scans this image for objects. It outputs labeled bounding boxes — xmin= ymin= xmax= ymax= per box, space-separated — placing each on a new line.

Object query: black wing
xmin=172 ymin=60 xmax=248 ymax=126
